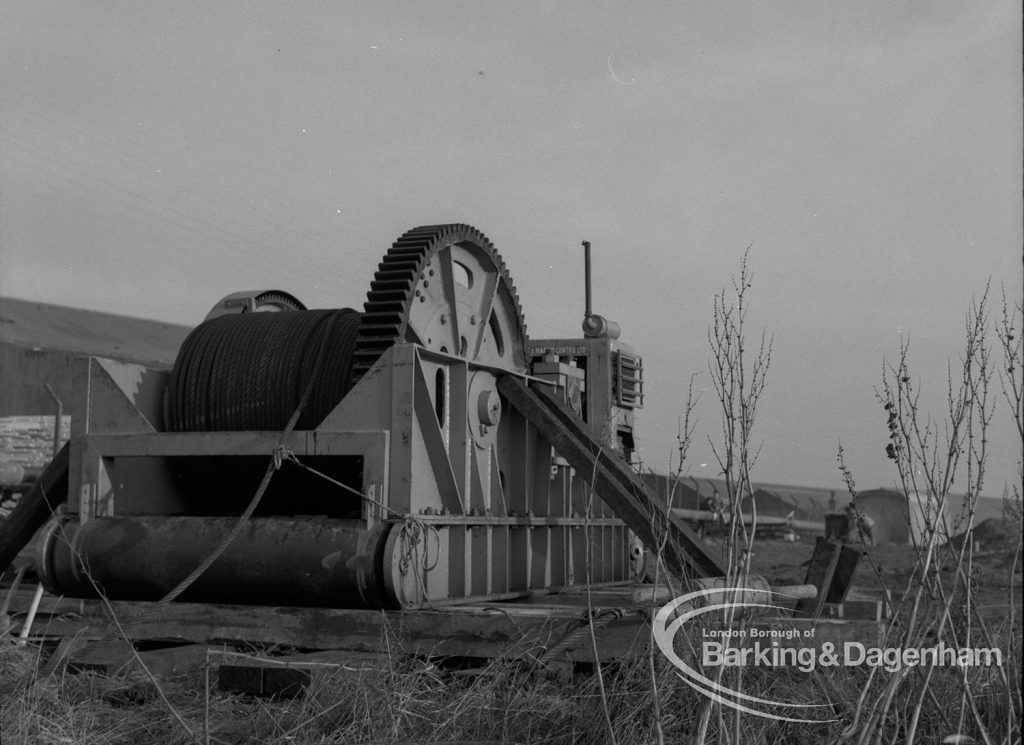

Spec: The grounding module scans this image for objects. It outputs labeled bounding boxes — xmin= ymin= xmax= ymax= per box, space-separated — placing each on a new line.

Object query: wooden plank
xmin=795 ymin=537 xmax=842 ymax=618
xmin=824 ymin=543 xmax=861 ymax=604
xmin=6 ymin=595 xmax=651 ymax=662
xmin=10 ymin=617 xmax=96 ymax=639
xmin=3 ymin=590 xmax=596 ymax=620
xmin=212 ymin=649 xmax=387 ymax=669
xmin=3 ymin=592 xmax=89 ymax=617
xmin=506 ymin=593 xmax=640 ymax=608
xmin=64 ymin=639 xmax=136 ymax=675
xmin=67 ymin=642 xmax=216 ymax=678
xmin=212 ymin=650 xmax=388 ymax=699
xmin=38 ymin=635 xmax=92 ymax=678
xmin=0 ymin=443 xmax=69 ymax=574
xmin=8 ymin=590 xmax=893 ymax=666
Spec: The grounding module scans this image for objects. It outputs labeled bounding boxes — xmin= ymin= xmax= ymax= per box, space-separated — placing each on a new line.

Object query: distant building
xmin=639 ymin=472 xmax=702 ymax=509
xmin=640 ymin=475 xmax=998 ymax=545
xmin=740 ymin=488 xmax=814 ymax=522
xmin=0 ymin=296 xmax=190 ymax=417
xmin=851 ymin=489 xmax=911 ymax=545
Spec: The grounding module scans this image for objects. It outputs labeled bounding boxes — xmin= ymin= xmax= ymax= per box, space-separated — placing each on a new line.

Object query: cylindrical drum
xmin=167 ymin=308 xmax=362 ymax=432
xmin=38 ymin=516 xmax=394 ymax=608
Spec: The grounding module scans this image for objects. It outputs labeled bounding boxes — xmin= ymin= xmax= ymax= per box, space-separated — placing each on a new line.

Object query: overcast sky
xmin=2 ymin=2 xmax=1021 ymax=493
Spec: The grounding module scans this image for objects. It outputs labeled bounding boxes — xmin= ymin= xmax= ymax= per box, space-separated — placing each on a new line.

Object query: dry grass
xmin=2 ymin=269 xmax=1019 ymax=745
xmin=2 ymin=598 xmax=1019 ymax=745
xmin=0 ymin=638 xmax=819 ymax=744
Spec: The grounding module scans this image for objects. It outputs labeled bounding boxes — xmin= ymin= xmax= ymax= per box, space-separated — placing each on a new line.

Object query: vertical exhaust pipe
xmin=580 ymin=240 xmax=620 ymax=339
xmin=582 ymin=240 xmax=593 ymax=321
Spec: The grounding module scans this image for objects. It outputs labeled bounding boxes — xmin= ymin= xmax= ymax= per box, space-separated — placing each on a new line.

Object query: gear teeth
xmin=351 ymin=224 xmax=528 ymax=386
xmin=252 ymin=291 xmax=306 ymax=312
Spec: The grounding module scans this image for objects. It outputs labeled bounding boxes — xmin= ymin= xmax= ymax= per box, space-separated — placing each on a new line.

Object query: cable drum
xmin=168 ymin=308 xmax=362 ymax=432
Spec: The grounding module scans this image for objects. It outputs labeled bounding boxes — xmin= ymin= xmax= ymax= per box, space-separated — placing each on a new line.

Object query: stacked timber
xmin=1 ymin=416 xmax=70 ymax=517
xmin=0 ymin=416 xmax=70 ymax=468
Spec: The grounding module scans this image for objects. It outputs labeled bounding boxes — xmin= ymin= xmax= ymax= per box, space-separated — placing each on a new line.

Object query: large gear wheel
xmin=352 ymin=224 xmax=528 ymax=383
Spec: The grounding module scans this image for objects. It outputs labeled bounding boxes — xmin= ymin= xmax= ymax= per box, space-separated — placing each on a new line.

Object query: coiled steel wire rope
xmin=168 ymin=308 xmax=361 ymax=432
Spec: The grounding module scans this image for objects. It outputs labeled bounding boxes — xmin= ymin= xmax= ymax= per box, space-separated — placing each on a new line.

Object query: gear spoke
xmin=352 ymin=224 xmax=527 ymax=384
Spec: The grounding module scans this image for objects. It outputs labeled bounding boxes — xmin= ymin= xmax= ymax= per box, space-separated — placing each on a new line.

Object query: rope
xmin=537 ymin=608 xmax=625 ymax=664
xmin=167 ymin=308 xmax=360 ymax=432
xmin=145 ymin=312 xmax=343 ymax=614
xmin=279 ymin=449 xmax=439 ymax=609
xmin=147 ymin=445 xmax=285 ymax=611
xmin=396 ymin=516 xmax=440 ymax=578
xmin=278 ymin=450 xmax=397 ymax=518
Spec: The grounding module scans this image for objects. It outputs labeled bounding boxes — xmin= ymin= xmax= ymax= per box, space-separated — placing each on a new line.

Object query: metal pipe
xmin=44 ymin=516 xmax=392 ymax=608
xmin=18 ymin=583 xmax=45 ymax=642
xmin=45 ymin=383 xmax=62 ymax=457
xmin=579 ymin=241 xmax=620 ymax=339
xmin=582 ymin=240 xmax=592 ymax=319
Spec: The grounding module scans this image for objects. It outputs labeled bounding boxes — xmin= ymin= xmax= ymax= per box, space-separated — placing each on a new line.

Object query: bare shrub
xmin=839 ymin=288 xmax=1022 ymax=745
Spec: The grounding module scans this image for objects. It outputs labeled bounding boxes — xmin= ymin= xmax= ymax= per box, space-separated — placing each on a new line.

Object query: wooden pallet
xmin=1 ymin=582 xmax=903 ymax=700
xmin=3 ymin=586 xmax=649 ymax=662
xmin=4 ymin=586 xmax=890 ymax=655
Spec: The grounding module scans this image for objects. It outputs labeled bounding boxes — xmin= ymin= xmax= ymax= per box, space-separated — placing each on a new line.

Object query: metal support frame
xmin=498 ymin=376 xmax=725 ymax=580
xmin=46 ymin=347 xmax=641 ymax=609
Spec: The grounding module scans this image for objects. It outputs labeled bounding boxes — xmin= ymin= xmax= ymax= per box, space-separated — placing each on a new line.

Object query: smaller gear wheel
xmin=202 ymin=290 xmax=306 ymax=321
xmin=251 ymin=291 xmax=306 ymax=312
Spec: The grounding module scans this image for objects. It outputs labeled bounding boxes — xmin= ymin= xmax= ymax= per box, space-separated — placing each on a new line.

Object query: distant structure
xmin=640 ymin=475 xmax=997 ymax=545
xmin=851 ymin=488 xmax=911 ymax=544
xmin=0 ymin=296 xmax=190 ymax=417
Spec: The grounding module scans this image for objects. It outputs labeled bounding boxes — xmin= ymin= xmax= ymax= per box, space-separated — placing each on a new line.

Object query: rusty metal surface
xmin=45 ymin=516 xmax=391 ymax=608
xmin=498 ymin=376 xmax=726 ymax=580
